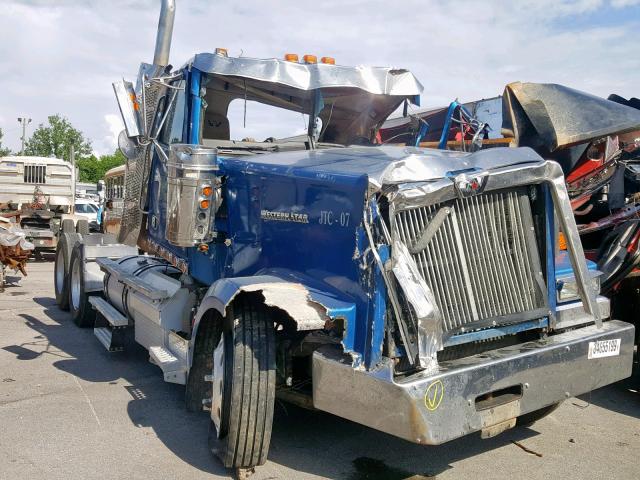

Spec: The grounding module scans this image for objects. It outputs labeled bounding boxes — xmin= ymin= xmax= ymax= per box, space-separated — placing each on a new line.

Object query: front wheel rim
xmin=211 ymin=335 xmax=225 ymax=438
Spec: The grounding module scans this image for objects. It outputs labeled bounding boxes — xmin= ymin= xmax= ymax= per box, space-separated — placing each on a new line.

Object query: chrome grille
xmin=24 ymin=164 xmax=46 ymax=184
xmin=394 ymin=189 xmax=546 ymax=333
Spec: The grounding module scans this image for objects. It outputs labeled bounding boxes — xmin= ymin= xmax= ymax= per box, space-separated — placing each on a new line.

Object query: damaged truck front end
xmin=308 ymin=146 xmax=634 ymax=444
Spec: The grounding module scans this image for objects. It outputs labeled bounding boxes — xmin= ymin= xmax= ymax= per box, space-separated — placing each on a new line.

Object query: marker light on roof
xmin=284 ymin=53 xmax=299 ymax=62
xmin=320 ymin=57 xmax=335 ymax=65
xmin=303 ymin=54 xmax=317 ymax=64
xmin=215 ymin=48 xmax=228 ymax=56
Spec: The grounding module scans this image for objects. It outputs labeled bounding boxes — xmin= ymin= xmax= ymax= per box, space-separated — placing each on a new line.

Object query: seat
xmin=203 ymin=112 xmax=230 ymax=140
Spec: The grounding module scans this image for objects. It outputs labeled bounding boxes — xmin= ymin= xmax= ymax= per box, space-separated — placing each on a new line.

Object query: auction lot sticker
xmin=587 ymin=339 xmax=621 ymax=359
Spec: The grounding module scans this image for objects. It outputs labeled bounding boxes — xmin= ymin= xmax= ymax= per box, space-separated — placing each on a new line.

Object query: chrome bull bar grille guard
xmin=385 ymin=159 xmax=602 ymax=369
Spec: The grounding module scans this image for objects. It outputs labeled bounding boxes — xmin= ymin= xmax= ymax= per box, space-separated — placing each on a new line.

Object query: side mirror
xmin=118 ymin=130 xmax=140 ymax=160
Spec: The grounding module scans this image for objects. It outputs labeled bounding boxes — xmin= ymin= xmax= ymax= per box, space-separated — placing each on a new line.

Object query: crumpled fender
xmin=189 ymin=269 xmax=358 ymax=365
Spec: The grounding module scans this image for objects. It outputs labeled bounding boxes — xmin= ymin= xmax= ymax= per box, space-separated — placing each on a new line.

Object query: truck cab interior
xmin=187 ymin=69 xmax=416 ymax=154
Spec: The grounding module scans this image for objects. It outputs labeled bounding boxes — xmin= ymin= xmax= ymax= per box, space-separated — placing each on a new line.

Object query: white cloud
xmin=0 ymin=0 xmax=638 ymax=154
xmin=99 ymin=114 xmax=124 ymax=157
xmin=611 ymin=0 xmax=640 ymax=7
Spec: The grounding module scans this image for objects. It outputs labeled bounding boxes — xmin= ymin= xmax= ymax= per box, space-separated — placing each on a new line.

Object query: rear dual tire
xmin=76 ymin=220 xmax=89 ymax=236
xmin=69 ymin=244 xmax=96 ymax=327
xmin=54 ymin=232 xmax=81 ymax=311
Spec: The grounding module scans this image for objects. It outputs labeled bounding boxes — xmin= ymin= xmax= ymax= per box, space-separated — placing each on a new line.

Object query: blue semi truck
xmin=53 ymin=1 xmax=634 ymax=476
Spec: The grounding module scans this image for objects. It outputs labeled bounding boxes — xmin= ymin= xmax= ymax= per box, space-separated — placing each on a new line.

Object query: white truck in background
xmin=0 ymin=156 xmax=89 ymax=256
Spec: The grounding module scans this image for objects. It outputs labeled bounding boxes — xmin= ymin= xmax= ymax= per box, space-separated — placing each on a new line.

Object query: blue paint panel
xmin=188 ymin=69 xmax=202 ymax=144
xmin=555 ymin=251 xmax=597 ymax=277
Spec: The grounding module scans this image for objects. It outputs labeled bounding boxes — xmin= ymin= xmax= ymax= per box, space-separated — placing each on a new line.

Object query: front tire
xmin=208 ymin=297 xmax=276 ymax=469
xmin=69 ymin=244 xmax=96 ymax=327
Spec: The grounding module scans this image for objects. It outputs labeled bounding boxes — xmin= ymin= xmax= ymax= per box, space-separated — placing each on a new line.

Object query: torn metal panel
xmin=503 ymin=82 xmax=640 ymax=152
xmin=191 ymin=53 xmax=423 ymax=97
xmin=206 ymin=278 xmax=328 ymax=330
xmin=371 ymin=146 xmax=541 ymax=191
xmin=391 ymin=240 xmax=443 ymax=370
xmin=234 ymin=282 xmax=328 ymax=330
xmin=192 ymin=273 xmax=363 ymax=368
xmin=199 ymin=272 xmax=357 ymax=333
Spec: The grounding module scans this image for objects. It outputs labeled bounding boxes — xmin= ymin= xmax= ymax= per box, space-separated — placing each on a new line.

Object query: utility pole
xmin=17 ymin=117 xmax=32 ymax=155
xmin=70 ymin=143 xmax=76 ymax=211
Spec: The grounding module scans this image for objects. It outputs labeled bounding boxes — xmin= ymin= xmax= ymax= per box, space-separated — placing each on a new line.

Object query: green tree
xmin=77 ymin=150 xmax=126 ymax=183
xmin=0 ymin=128 xmax=11 ymax=156
xmin=24 ymin=114 xmax=92 ymax=161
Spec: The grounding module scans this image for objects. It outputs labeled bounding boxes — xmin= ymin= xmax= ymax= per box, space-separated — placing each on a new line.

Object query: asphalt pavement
xmin=1 ymin=259 xmax=638 ymax=480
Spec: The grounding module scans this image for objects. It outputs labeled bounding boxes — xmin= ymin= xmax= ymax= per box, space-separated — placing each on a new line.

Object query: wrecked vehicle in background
xmin=0 ymin=216 xmax=34 ymax=292
xmin=382 ymin=83 xmax=640 ymax=345
xmin=502 ymin=83 xmax=640 ymax=345
xmin=379 ymin=96 xmax=504 ymax=149
xmin=52 ymin=1 xmax=635 ymax=477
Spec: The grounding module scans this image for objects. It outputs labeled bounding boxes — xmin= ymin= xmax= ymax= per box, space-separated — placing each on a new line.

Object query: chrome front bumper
xmin=312 ymin=320 xmax=634 ymax=445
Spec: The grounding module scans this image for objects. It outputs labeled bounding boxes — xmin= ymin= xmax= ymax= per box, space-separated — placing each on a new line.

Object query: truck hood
xmin=221 ymin=145 xmax=544 ymax=192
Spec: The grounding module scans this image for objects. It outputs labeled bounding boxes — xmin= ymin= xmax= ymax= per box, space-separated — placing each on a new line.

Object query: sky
xmin=0 ymin=0 xmax=639 ymax=156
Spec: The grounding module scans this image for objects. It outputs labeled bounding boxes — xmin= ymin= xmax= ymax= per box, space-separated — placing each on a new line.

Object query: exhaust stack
xmin=153 ymin=0 xmax=176 ymax=66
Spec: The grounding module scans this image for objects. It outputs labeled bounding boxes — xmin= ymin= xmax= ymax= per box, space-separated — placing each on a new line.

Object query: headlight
xmin=556 ymin=271 xmax=601 ymax=303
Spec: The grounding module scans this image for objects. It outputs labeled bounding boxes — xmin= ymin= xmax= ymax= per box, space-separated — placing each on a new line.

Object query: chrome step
xmin=149 ymin=346 xmax=187 ymax=384
xmin=89 ymin=296 xmax=128 ymax=327
xmin=89 ymin=296 xmax=127 ymax=352
xmin=93 ymin=327 xmax=124 ymax=352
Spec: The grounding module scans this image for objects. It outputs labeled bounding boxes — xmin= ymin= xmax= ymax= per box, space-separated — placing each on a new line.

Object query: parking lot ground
xmin=0 ymin=260 xmax=639 ymax=480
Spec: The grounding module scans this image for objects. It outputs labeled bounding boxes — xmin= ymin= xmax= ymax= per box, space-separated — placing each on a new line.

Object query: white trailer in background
xmin=0 ymin=156 xmax=74 ymax=209
xmin=0 ymin=156 xmax=89 ymax=254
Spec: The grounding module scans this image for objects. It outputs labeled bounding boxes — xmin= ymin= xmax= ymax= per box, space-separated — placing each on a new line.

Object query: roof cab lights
xmin=284 ymin=53 xmax=336 ymax=65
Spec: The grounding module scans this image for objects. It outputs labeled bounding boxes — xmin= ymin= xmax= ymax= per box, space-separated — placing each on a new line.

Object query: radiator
xmin=393 ymin=189 xmax=547 ymax=334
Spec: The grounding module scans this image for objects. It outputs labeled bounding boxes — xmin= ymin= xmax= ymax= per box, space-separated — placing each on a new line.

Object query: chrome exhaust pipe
xmin=153 ymin=0 xmax=176 ymax=66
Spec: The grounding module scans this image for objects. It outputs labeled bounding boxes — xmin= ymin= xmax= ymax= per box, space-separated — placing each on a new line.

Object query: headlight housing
xmin=556 ymin=270 xmax=602 ymax=303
